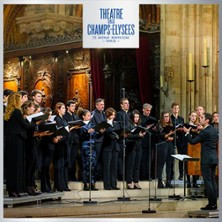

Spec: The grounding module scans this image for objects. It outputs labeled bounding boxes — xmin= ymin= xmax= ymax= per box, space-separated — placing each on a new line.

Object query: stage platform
xmin=188 ymin=210 xmax=219 ymax=218
xmin=4 ymin=181 xmax=218 ymax=218
xmin=4 ymin=192 xmax=64 ymax=208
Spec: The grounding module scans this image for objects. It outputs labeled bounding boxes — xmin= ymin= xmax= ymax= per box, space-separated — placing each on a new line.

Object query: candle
xmin=203 ymin=38 xmax=207 ymax=66
xmin=160 ymin=76 xmax=163 ymax=88
xmin=188 ymin=53 xmax=193 ymax=80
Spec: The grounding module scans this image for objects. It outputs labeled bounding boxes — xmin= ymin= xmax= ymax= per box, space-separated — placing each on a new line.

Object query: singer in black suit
xmin=115 ymin=98 xmax=131 ymax=180
xmin=53 ymin=102 xmax=70 ymax=192
xmin=63 ymin=100 xmax=80 ymax=181
xmin=102 ymin=108 xmax=121 ymax=190
xmin=125 ymin=110 xmax=145 ymax=189
xmin=184 ymin=113 xmax=218 ymax=210
xmin=91 ymin=98 xmax=106 ymax=180
xmin=140 ymin=103 xmax=158 ymax=180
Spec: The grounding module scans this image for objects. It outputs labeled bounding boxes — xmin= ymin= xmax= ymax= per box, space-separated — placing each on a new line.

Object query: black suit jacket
xmin=171 ymin=114 xmax=185 ymax=147
xmin=141 ymin=115 xmax=157 ymax=148
xmin=115 ymin=109 xmax=131 ymax=129
xmin=91 ymin=109 xmax=106 ymax=143
xmin=63 ymin=111 xmax=80 ymax=144
xmin=102 ymin=121 xmax=121 ymax=152
xmin=185 ymin=125 xmax=218 ymax=165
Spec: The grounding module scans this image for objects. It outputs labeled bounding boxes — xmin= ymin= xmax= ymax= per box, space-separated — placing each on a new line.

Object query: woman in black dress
xmin=53 ymin=102 xmax=70 ymax=192
xmin=4 ymin=93 xmax=36 ymax=197
xmin=157 ymin=111 xmax=175 ymax=188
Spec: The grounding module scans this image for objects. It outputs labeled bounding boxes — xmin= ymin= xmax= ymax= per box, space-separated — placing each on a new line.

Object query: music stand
xmin=168 ymin=120 xmax=181 ymax=199
xmin=171 ymin=154 xmax=199 ymax=201
xmin=149 ymin=142 xmax=162 ymax=202
xmin=142 ymin=131 xmax=156 ymax=213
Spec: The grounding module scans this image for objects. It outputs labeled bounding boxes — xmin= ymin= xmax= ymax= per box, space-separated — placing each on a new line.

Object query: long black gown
xmin=5 ymin=109 xmax=36 ymax=194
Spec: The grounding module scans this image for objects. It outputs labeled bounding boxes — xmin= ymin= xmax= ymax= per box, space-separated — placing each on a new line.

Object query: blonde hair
xmin=4 ymin=92 xmax=21 ymax=121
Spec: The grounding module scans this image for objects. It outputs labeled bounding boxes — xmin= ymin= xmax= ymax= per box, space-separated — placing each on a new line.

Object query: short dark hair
xmin=31 ymin=89 xmax=42 ymax=97
xmin=4 ymin=89 xmax=13 ymax=97
xmin=79 ymin=109 xmax=90 ymax=120
xmin=120 ymin=98 xmax=129 ymax=105
xmin=203 ymin=113 xmax=212 ymax=124
xmin=95 ymin=98 xmax=104 ymax=104
xmin=19 ymin=90 xmax=28 ymax=97
xmin=66 ymin=100 xmax=76 ymax=107
xmin=171 ymin=102 xmax=179 ymax=108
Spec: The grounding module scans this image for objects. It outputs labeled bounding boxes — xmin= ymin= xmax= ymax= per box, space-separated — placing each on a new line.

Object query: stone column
xmin=160 ymin=4 xmax=219 ymax=120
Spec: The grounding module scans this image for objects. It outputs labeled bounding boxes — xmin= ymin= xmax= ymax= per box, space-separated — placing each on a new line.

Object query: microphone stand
xmin=149 ymin=142 xmax=162 ymax=202
xmin=118 ymin=88 xmax=130 ymax=201
xmin=142 ymin=129 xmax=156 ymax=213
xmin=83 ymin=133 xmax=97 ymax=205
xmin=168 ymin=116 xmax=181 ymax=199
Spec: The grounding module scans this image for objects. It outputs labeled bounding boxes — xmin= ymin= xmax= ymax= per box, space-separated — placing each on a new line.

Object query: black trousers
xmin=126 ymin=144 xmax=142 ymax=183
xmin=157 ymin=142 xmax=174 ymax=182
xmin=201 ymin=164 xmax=217 ymax=206
xmin=54 ymin=158 xmax=67 ymax=191
xmin=177 ymin=145 xmax=187 ymax=176
xmin=26 ymin=146 xmax=38 ymax=187
xmin=117 ymin=143 xmax=124 ymax=179
xmin=41 ymin=149 xmax=53 ymax=192
xmin=68 ymin=142 xmax=79 ymax=181
xmin=103 ymin=149 xmax=119 ymax=188
xmin=95 ymin=142 xmax=103 ymax=179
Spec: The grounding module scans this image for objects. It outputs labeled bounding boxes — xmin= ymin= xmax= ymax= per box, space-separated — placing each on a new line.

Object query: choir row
xmin=3 ymin=89 xmax=219 ymax=199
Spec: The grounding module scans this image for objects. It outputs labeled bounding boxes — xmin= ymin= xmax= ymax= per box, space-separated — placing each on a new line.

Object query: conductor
xmin=183 ymin=113 xmax=218 ymax=210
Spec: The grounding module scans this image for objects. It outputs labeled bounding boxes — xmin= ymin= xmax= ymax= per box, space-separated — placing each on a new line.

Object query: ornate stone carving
xmin=164 ymin=66 xmax=174 ymax=82
xmin=70 ymin=50 xmax=90 ymax=71
xmin=4 ymin=61 xmax=21 ymax=85
xmin=4 ymin=5 xmax=82 ymax=51
xmin=16 ymin=5 xmax=82 ymax=41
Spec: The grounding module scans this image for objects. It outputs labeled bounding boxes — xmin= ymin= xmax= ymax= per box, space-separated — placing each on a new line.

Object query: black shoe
xmin=178 ymin=175 xmax=183 ymax=180
xmin=91 ymin=184 xmax=98 ymax=191
xmin=83 ymin=183 xmax=89 ymax=191
xmin=8 ymin=192 xmax=18 ymax=198
xmin=201 ymin=205 xmax=217 ymax=210
xmin=165 ymin=182 xmax=174 ymax=188
xmin=64 ymin=188 xmax=71 ymax=191
xmin=16 ymin=192 xmax=21 ymax=197
xmin=112 ymin=187 xmax=120 ymax=190
xmin=187 ymin=183 xmax=191 ymax=188
xmin=56 ymin=189 xmax=64 ymax=192
xmin=104 ymin=187 xmax=112 ymax=190
xmin=157 ymin=181 xmax=164 ymax=188
xmin=193 ymin=184 xmax=200 ymax=188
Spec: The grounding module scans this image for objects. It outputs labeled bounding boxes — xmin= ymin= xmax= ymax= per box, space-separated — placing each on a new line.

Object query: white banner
xmin=83 ymin=1 xmax=139 ymax=48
